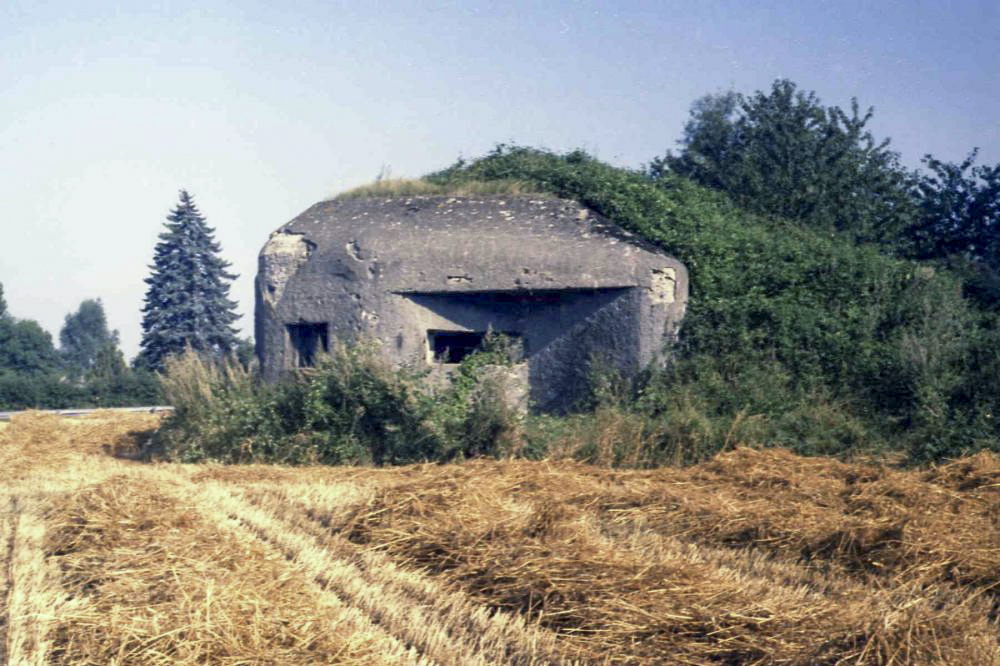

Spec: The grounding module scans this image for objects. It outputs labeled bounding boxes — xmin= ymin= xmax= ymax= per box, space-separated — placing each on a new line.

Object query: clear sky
xmin=1 ymin=0 xmax=997 ymax=359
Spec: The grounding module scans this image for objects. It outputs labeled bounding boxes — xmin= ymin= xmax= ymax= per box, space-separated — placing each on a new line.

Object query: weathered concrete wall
xmin=256 ymin=195 xmax=688 ymax=412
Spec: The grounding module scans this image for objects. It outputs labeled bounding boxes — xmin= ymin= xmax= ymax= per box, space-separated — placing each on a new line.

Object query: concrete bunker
xmin=255 ymin=194 xmax=688 ymax=412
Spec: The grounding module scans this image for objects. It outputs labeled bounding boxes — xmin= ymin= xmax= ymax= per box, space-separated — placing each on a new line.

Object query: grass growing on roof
xmin=331 ymin=177 xmax=545 ymax=200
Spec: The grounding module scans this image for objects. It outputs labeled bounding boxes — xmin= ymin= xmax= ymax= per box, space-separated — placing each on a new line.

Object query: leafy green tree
xmin=59 ymin=298 xmax=120 ymax=379
xmin=907 ymin=150 xmax=1000 ymax=308
xmin=0 ymin=318 xmax=62 ymax=376
xmin=91 ymin=339 xmax=129 ymax=382
xmin=0 ymin=281 xmax=61 ymax=408
xmin=0 ymin=282 xmax=10 ymax=361
xmin=138 ymin=190 xmax=240 ymax=370
xmin=650 ymin=91 xmax=741 ymax=193
xmin=651 ymin=79 xmax=917 ymax=243
xmin=0 ymin=283 xmax=61 ymax=376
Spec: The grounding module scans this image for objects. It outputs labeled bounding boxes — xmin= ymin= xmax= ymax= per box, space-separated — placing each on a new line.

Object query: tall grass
xmin=332 ymin=178 xmax=542 ymax=200
xmin=154 ymin=350 xmax=300 ymax=463
xmin=525 ymin=356 xmax=880 ymax=469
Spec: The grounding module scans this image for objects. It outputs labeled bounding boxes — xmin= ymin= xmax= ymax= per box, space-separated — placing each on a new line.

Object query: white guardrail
xmin=0 ymin=406 xmax=174 ymax=422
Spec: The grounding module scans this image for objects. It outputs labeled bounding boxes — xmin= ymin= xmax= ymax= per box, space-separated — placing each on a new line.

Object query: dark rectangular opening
xmin=287 ymin=322 xmax=329 ymax=367
xmin=428 ymin=330 xmax=485 ymax=363
xmin=427 ymin=330 xmax=522 ymax=363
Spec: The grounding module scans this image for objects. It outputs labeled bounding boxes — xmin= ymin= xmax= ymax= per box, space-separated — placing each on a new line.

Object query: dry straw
xmin=43 ymin=475 xmax=379 ymax=665
xmin=3 ymin=412 xmax=999 ymax=664
xmin=0 ymin=410 xmax=160 ymax=480
xmin=231 ymin=480 xmax=574 ymax=665
xmin=332 ymin=178 xmax=542 ymax=201
xmin=319 ymin=457 xmax=1000 ymax=664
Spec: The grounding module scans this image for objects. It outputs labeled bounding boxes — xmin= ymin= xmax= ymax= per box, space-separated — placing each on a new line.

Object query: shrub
xmin=297 ymin=342 xmax=437 ymax=465
xmin=424 ymin=332 xmax=525 ymax=460
xmin=153 ymin=349 xmax=285 ymax=463
xmin=153 ymin=340 xmax=525 ymax=465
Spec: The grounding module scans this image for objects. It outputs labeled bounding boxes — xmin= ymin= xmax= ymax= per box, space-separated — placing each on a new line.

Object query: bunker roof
xmin=276 ymin=194 xmax=681 ymax=294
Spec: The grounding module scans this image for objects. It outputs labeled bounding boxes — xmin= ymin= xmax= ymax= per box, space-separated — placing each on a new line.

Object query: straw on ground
xmin=1 ymin=411 xmax=998 ymax=664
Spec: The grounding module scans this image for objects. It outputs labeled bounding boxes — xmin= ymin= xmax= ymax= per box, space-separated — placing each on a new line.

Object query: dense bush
xmin=428 ymin=146 xmax=999 ymax=461
xmin=0 ymin=373 xmax=82 ymax=410
xmin=153 ymin=343 xmax=524 ymax=465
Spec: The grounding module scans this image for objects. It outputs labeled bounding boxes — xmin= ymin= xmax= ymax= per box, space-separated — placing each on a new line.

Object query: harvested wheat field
xmin=1 ymin=412 xmax=998 ymax=664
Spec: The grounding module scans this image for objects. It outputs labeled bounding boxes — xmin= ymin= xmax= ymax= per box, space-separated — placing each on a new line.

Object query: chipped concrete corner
xmin=255 ymin=195 xmax=688 ymax=412
xmin=258 ymin=232 xmax=314 ymax=306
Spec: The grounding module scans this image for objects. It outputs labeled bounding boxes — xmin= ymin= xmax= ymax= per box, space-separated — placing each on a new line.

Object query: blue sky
xmin=1 ymin=0 xmax=997 ymax=358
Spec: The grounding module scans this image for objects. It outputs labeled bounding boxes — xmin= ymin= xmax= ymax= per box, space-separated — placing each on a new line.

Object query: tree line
xmin=0 ymin=290 xmax=161 ymax=409
xmin=0 ymin=190 xmax=244 ymax=409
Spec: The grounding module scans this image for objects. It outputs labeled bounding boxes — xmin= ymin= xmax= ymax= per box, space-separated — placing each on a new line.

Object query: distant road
xmin=0 ymin=406 xmax=173 ymax=422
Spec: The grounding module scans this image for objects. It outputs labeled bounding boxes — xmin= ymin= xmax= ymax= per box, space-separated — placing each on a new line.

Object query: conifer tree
xmin=138 ymin=190 xmax=239 ymax=370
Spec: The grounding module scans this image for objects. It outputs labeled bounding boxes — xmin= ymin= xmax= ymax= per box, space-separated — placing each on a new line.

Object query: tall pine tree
xmin=138 ymin=190 xmax=239 ymax=370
